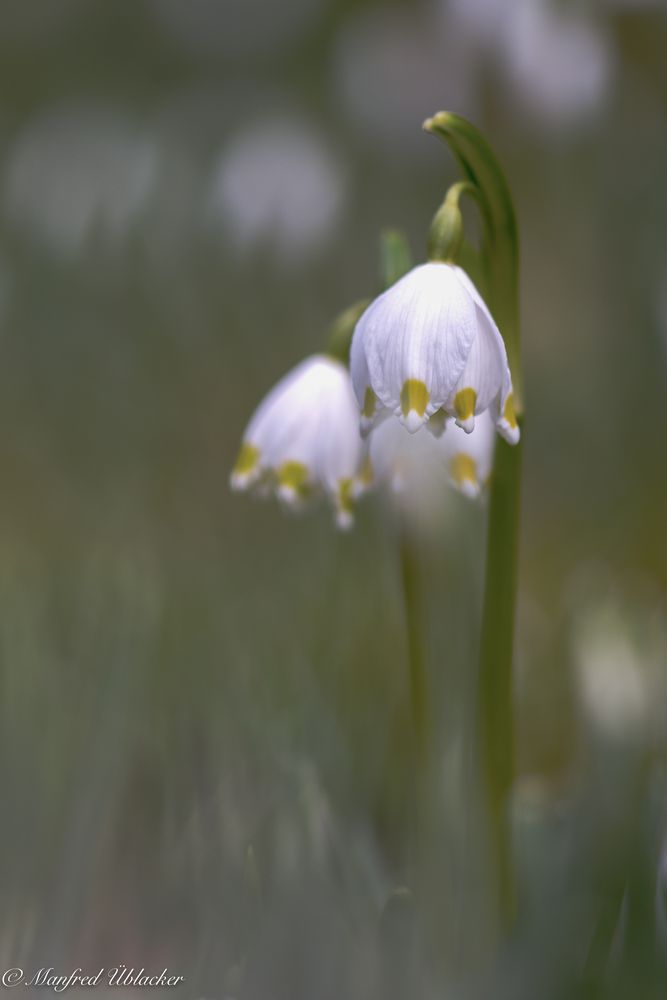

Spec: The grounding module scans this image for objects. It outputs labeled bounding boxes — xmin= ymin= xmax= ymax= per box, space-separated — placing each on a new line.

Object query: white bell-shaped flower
xmin=368 ymin=408 xmax=495 ymax=501
xmin=350 ymin=261 xmax=519 ymax=444
xmin=367 ymin=415 xmax=442 ymax=497
xmin=230 ymin=355 xmax=363 ymax=529
xmin=439 ymin=408 xmax=495 ymax=499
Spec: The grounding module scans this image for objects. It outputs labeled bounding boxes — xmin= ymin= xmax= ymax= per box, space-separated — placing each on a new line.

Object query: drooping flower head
xmin=368 ymin=407 xmax=496 ymax=502
xmin=230 ymin=355 xmax=363 ymax=529
xmin=350 ymin=261 xmax=519 ymax=445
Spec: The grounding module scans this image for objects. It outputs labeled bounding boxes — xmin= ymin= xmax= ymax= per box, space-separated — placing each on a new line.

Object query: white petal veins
xmin=232 ymin=355 xmax=364 ymax=526
xmin=356 ymin=263 xmax=478 ymax=416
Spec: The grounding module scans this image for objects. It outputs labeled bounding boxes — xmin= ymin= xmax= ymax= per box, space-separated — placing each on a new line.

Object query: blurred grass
xmin=0 ymin=0 xmax=664 ymax=996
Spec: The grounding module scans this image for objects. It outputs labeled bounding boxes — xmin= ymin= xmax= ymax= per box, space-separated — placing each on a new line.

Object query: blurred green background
xmin=0 ymin=0 xmax=666 ymax=996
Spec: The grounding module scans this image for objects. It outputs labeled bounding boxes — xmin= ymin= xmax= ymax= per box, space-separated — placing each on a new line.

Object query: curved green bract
xmin=423 ymin=113 xmax=517 ymax=257
xmin=423 ymin=112 xmax=522 ymax=415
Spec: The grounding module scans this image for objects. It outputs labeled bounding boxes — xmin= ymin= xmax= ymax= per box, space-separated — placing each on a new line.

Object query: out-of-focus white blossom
xmin=146 ymin=84 xmax=289 ymax=261
xmin=208 ymin=117 xmax=345 ymax=262
xmin=572 ymin=599 xmax=667 ymax=742
xmin=4 ymin=104 xmax=158 ymax=257
xmin=575 ymin=619 xmax=648 ymax=736
xmin=231 ymin=355 xmax=363 ymax=529
xmin=440 ymin=411 xmax=496 ymax=499
xmin=367 ymin=409 xmax=496 ymax=503
xmin=367 ymin=416 xmax=444 ymax=498
xmin=447 ymin=0 xmax=613 ymax=130
xmin=499 ymin=0 xmax=613 ymax=128
xmin=351 ymin=263 xmax=519 ymax=442
xmin=446 ymin=0 xmax=509 ymax=47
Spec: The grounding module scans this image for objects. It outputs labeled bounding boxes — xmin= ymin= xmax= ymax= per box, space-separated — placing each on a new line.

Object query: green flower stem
xmin=399 ymin=520 xmax=429 ymax=771
xmin=478 ymin=436 xmax=522 ymax=925
xmin=424 ymin=112 xmax=524 ymax=929
xmin=398 ymin=518 xmax=432 ymax=920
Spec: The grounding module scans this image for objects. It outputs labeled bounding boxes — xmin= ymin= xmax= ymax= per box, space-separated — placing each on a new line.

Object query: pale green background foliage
xmin=0 ymin=1 xmax=666 ymax=997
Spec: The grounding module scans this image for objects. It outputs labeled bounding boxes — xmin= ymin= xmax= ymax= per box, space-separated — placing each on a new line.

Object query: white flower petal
xmin=243 ymin=358 xmax=317 ymax=451
xmin=232 ymin=354 xmax=364 ymax=525
xmin=451 ymin=266 xmax=520 ymax=444
xmin=350 ymin=314 xmax=383 ymax=434
xmin=445 ymin=311 xmax=505 ymax=431
xmin=354 ymin=262 xmax=478 ymax=429
xmin=439 ymin=410 xmax=496 ymax=497
xmin=495 ymin=383 xmax=520 ymax=445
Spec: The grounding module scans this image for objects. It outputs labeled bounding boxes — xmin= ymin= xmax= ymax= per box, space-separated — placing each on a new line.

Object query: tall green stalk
xmin=398 ymin=520 xmax=428 ymax=771
xmin=424 ymin=112 xmax=524 ymax=928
